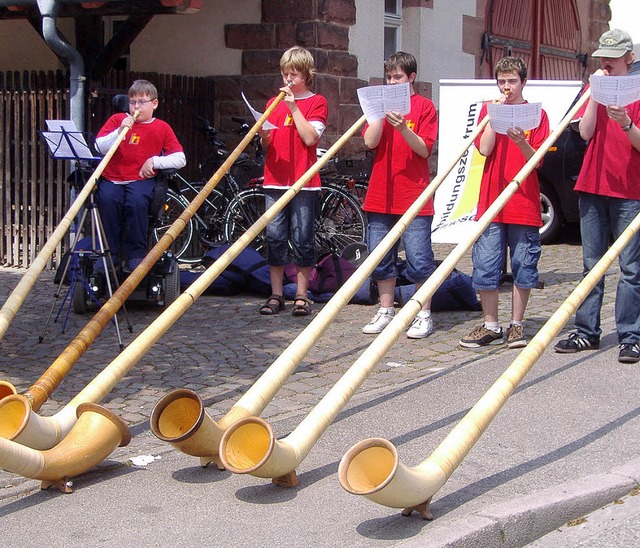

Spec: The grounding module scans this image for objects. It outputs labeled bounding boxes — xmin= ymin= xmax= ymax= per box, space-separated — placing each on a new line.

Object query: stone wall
xmin=215 ymin=0 xmax=367 ymax=155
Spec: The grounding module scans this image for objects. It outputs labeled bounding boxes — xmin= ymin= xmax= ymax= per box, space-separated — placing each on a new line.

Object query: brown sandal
xmin=260 ymin=294 xmax=285 ymax=315
xmin=292 ymin=294 xmax=312 ymax=317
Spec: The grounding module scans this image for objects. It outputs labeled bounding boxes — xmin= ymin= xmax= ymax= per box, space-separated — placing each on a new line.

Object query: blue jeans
xmin=265 ymin=188 xmax=317 ymax=267
xmin=471 ymin=222 xmax=541 ymax=290
xmin=575 ymin=193 xmax=640 ymax=343
xmin=366 ymin=212 xmax=435 ymax=283
xmin=96 ymin=178 xmax=156 ymax=260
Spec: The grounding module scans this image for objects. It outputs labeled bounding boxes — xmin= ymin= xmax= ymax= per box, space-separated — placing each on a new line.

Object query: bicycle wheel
xmin=315 ymin=185 xmax=366 ymax=257
xmin=152 ymin=189 xmax=196 ymax=264
xmin=192 ymin=186 xmax=227 ymax=247
xmin=224 ymin=187 xmax=267 ymax=257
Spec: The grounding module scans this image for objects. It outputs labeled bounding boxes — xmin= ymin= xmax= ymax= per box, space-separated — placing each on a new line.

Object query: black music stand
xmin=39 ymin=120 xmax=131 ymax=346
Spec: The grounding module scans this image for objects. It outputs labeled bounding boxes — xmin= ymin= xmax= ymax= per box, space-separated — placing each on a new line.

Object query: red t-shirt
xmin=574 ymin=88 xmax=640 ymax=199
xmin=474 ymin=103 xmax=550 ymax=227
xmin=363 ymin=94 xmax=438 ymax=216
xmin=98 ymin=114 xmax=183 ymax=182
xmin=262 ymin=94 xmax=328 ymax=190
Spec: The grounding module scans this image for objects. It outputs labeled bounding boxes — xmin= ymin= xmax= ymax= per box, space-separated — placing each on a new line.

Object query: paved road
xmin=0 ymin=241 xmax=638 ymax=547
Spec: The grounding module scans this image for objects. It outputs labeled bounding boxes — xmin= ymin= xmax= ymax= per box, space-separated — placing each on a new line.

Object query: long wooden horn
xmin=0 ymin=91 xmax=287 ymax=409
xmin=151 ymin=116 xmax=490 ymax=468
xmin=219 ymin=90 xmax=592 ymax=487
xmin=0 ymin=111 xmax=140 ymax=343
xmin=0 ymin=402 xmax=131 ymax=493
xmin=0 ymin=114 xmax=366 ymax=453
xmin=339 ymin=175 xmax=638 ymax=522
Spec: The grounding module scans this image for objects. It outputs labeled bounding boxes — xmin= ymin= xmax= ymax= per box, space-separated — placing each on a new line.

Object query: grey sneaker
xmin=407 ymin=314 xmax=434 ymax=339
xmin=459 ymin=325 xmax=504 ymax=348
xmin=362 ymin=308 xmax=394 ymax=334
xmin=506 ymin=324 xmax=527 ymax=348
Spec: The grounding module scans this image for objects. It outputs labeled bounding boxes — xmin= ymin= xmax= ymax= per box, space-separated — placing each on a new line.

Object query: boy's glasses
xmin=129 ymin=99 xmax=154 ymax=107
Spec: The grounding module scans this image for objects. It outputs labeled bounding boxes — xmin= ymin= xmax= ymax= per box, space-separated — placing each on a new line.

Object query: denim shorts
xmin=367 ymin=212 xmax=436 ymax=283
xmin=265 ymin=188 xmax=318 ymax=267
xmin=471 ymin=222 xmax=541 ymax=290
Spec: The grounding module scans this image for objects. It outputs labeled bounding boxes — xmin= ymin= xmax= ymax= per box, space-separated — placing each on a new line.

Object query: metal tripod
xmin=40 ymin=189 xmax=133 ymax=349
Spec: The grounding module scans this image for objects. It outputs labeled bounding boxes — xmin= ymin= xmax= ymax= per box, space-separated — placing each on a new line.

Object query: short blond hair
xmin=129 ymin=79 xmax=158 ymax=100
xmin=280 ymin=46 xmax=316 ymax=86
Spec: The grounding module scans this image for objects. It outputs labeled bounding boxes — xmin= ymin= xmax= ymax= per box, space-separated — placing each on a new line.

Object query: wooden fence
xmin=0 ymin=70 xmax=215 ymax=268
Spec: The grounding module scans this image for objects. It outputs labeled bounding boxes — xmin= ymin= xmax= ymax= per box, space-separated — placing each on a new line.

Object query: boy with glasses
xmin=95 ymin=79 xmax=186 ymax=270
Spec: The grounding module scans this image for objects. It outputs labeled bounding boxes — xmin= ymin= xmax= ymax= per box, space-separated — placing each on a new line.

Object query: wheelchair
xmin=69 ymin=170 xmax=181 ymax=314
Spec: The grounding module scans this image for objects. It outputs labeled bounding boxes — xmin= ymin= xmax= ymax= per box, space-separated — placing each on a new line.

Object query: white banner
xmin=432 ymin=79 xmax=583 ymax=243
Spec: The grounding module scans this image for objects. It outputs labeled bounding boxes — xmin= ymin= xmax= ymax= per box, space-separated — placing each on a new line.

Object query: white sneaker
xmin=362 ymin=307 xmax=395 ymax=334
xmin=407 ymin=314 xmax=434 ymax=339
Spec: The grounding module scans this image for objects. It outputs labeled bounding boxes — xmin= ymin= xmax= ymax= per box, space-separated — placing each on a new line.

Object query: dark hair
xmin=494 ymin=56 xmax=527 ymax=81
xmin=384 ymin=51 xmax=418 ymax=79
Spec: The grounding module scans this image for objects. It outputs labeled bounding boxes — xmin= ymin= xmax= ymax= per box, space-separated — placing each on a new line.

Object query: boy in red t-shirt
xmin=257 ymin=47 xmax=328 ymax=317
xmin=554 ymin=29 xmax=640 ymax=363
xmin=361 ymin=51 xmax=439 ymax=339
xmin=96 ymin=79 xmax=185 ymax=270
xmin=459 ymin=57 xmax=549 ymax=349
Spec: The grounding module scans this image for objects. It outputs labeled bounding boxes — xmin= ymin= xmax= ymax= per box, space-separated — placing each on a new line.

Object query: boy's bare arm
xmin=507 ymin=127 xmax=536 ymax=161
xmin=280 ymin=86 xmax=321 ymax=146
xmin=478 ymin=123 xmax=497 ymax=156
xmin=386 ymin=111 xmax=429 ymax=158
xmin=363 ymin=119 xmax=384 ymax=149
xmin=579 ymin=98 xmax=598 ymax=141
xmin=289 ymin=105 xmax=321 ymax=146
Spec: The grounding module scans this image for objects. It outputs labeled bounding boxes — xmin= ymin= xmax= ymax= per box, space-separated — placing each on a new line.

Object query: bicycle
xmin=155 ymin=116 xmax=367 ymax=264
xmin=224 ymin=181 xmax=366 ymax=259
xmin=152 ymin=116 xmax=264 ymax=264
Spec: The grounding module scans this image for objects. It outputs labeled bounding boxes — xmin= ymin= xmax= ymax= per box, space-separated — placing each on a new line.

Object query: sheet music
xmin=486 ymin=102 xmax=542 ymax=134
xmin=241 ymin=93 xmax=277 ymax=130
xmin=42 ymin=119 xmax=99 ymax=160
xmin=589 ymin=75 xmax=640 ymax=107
xmin=46 ymin=119 xmax=78 ymax=132
xmin=356 ymin=82 xmax=411 ymax=123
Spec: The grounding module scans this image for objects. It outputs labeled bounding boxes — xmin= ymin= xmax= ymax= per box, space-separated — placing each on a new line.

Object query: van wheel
xmin=539 ymin=183 xmax=562 ymax=245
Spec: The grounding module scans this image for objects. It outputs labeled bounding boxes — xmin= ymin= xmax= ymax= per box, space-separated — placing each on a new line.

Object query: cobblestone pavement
xmin=0 ymin=240 xmax=594 ymax=493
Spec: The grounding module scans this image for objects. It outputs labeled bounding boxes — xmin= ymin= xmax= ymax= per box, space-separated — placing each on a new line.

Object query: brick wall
xmin=217 ymin=0 xmax=367 ymax=156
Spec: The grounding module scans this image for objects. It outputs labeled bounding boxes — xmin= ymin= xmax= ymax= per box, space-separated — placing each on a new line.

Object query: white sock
xmin=510 ymin=320 xmax=523 ymax=327
xmin=417 ymin=310 xmax=431 ymax=319
xmin=484 ymin=321 xmax=501 ymax=333
xmin=380 ymin=306 xmax=395 ymax=315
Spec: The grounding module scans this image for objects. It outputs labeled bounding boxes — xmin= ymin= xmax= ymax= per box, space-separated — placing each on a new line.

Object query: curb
xmin=398 ymin=457 xmax=640 ymax=547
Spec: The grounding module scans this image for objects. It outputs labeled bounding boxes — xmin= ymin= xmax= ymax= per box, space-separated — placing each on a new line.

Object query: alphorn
xmin=0 ymin=403 xmax=131 ymax=493
xmin=0 ymin=91 xmax=287 ymax=405
xmin=0 ymin=111 xmax=139 ymax=343
xmin=0 ymin=115 xmax=366 ymax=458
xmin=151 ymin=116 xmax=490 ymax=469
xmin=218 ymin=90 xmax=592 ymax=488
xmin=339 ymin=92 xmax=602 ymax=518
xmin=338 ymin=155 xmax=640 ymax=520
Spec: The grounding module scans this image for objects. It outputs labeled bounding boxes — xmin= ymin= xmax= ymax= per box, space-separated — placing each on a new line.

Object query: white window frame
xmin=384 ymin=0 xmax=403 ymax=59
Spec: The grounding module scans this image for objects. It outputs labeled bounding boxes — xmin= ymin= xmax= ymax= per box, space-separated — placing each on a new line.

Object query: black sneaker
xmin=554 ymin=333 xmax=599 ymax=353
xmin=618 ymin=343 xmax=640 ymax=364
